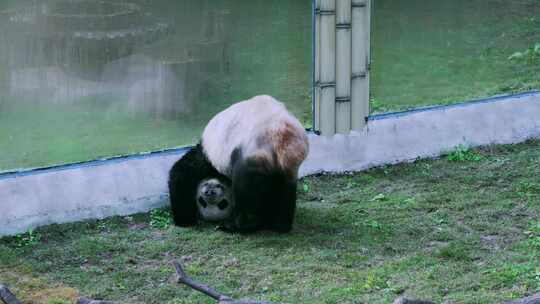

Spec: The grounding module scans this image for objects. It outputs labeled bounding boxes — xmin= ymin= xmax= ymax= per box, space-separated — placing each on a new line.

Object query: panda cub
xmin=196 ymin=177 xmax=233 ymax=222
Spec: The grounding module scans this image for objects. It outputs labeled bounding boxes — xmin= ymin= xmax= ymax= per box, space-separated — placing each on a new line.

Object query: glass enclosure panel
xmin=0 ymin=0 xmax=312 ymax=172
xmin=371 ymin=0 xmax=540 ymax=113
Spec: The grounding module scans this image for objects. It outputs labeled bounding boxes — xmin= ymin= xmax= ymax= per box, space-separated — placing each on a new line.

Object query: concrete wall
xmin=1 ymin=92 xmax=539 ymax=236
xmin=301 ymin=91 xmax=540 ymax=175
xmin=0 ymin=151 xmax=183 ymax=236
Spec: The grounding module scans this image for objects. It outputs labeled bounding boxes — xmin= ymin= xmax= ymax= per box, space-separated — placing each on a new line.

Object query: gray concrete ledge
xmin=0 ymin=153 xmax=180 ymax=236
xmin=1 ymin=92 xmax=539 ymax=236
xmin=300 ymin=91 xmax=540 ymax=175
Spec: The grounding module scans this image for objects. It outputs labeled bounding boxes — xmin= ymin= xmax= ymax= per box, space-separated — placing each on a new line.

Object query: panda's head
xmin=196 ymin=177 xmax=233 ymax=222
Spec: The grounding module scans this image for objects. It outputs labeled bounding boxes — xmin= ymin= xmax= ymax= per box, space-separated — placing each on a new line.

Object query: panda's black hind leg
xmin=168 ymin=144 xmax=222 ymax=227
xmin=269 ymin=180 xmax=297 ymax=233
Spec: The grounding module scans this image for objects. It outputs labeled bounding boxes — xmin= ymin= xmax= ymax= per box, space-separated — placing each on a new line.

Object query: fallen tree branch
xmin=0 ymin=284 xmax=22 ymax=304
xmin=172 ymin=261 xmax=232 ymax=302
xmin=505 ymin=293 xmax=540 ymax=304
xmin=393 ymin=297 xmax=435 ymax=304
xmin=77 ymin=298 xmax=116 ymax=304
xmin=172 ymin=261 xmax=282 ymax=304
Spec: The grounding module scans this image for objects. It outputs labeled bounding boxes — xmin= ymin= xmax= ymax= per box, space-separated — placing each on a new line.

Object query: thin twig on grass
xmin=76 ymin=298 xmax=116 ymax=304
xmin=172 ymin=260 xmax=282 ymax=304
xmin=393 ymin=297 xmax=435 ymax=304
xmin=504 ymin=293 xmax=540 ymax=304
xmin=0 ymin=284 xmax=22 ymax=304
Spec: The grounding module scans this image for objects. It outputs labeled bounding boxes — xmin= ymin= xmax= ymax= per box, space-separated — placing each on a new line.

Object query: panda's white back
xmin=201 ymin=95 xmax=308 ymax=176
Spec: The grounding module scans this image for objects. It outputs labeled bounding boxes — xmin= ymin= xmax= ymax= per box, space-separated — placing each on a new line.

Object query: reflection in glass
xmin=371 ymin=0 xmax=540 ymax=113
xmin=0 ymin=0 xmax=312 ymax=171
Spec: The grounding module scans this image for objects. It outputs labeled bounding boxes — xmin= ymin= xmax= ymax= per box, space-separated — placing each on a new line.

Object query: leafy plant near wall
xmin=508 ymin=42 xmax=540 ymax=64
xmin=14 ymin=229 xmax=41 ymax=247
xmin=446 ymin=144 xmax=483 ymax=162
xmin=149 ymin=208 xmax=173 ymax=229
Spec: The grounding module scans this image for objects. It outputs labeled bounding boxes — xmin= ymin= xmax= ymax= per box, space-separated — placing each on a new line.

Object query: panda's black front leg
xmin=168 ymin=144 xmax=220 ymax=227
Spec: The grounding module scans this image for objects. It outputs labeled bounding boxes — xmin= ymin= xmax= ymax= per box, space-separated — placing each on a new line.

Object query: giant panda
xmin=168 ymin=95 xmax=309 ymax=232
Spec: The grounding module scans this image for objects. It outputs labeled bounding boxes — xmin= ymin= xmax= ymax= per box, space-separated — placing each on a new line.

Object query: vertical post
xmin=314 ymin=0 xmax=369 ymax=135
xmin=351 ymin=0 xmax=370 ymax=130
xmin=313 ymin=0 xmax=321 ymax=132
xmin=318 ymin=0 xmax=336 ymax=136
xmin=335 ymin=0 xmax=352 ymax=133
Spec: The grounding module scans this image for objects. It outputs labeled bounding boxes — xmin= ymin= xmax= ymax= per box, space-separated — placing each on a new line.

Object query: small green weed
xmin=436 ymin=241 xmax=472 ymax=261
xmin=96 ymin=220 xmax=109 ymax=231
xmin=516 ymin=181 xmax=540 ymax=201
xmin=488 ymin=264 xmax=534 ymax=289
xmin=508 ymin=42 xmax=540 ymax=65
xmin=446 ymin=144 xmax=483 ymax=162
xmin=14 ymin=228 xmax=41 ymax=247
xmin=302 ymin=182 xmax=310 ymax=193
xmin=524 ymin=222 xmax=540 ymax=248
xmin=535 ymin=268 xmax=540 ymax=290
xmin=520 ymin=182 xmax=540 ymax=192
xmin=149 ymin=208 xmax=173 ymax=229
xmin=345 ymin=178 xmax=358 ymax=189
xmin=361 ymin=272 xmax=390 ymax=292
xmin=402 ymin=197 xmax=416 ymax=205
xmin=370 ymin=193 xmax=387 ymax=202
xmin=355 ymin=220 xmax=384 ymax=230
xmin=419 ymin=162 xmax=432 ymax=176
xmin=46 ymin=300 xmax=71 ymax=304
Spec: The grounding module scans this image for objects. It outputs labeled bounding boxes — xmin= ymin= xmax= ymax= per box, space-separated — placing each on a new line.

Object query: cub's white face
xmin=196 ymin=178 xmax=233 ymax=222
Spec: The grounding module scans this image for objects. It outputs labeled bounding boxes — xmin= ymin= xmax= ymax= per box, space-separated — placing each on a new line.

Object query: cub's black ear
xmin=168 ymin=144 xmax=220 ymax=227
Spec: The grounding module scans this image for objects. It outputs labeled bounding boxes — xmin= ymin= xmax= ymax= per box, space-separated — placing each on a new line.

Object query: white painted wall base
xmin=0 ymin=152 xmax=181 ymax=236
xmin=1 ymin=92 xmax=539 ymax=236
xmin=301 ymin=92 xmax=540 ymax=175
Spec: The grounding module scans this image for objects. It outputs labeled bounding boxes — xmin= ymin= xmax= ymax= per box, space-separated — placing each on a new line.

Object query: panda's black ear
xmin=168 ymin=144 xmax=218 ymax=227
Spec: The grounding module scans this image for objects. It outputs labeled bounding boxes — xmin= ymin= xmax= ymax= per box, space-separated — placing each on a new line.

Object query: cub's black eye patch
xmin=198 ymin=197 xmax=207 ymax=208
xmin=218 ymin=200 xmax=229 ymax=210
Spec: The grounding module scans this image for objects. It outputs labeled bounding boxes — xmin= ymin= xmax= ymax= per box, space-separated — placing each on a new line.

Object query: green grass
xmin=0 ymin=98 xmax=204 ymax=171
xmin=1 ymin=140 xmax=539 ymax=303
